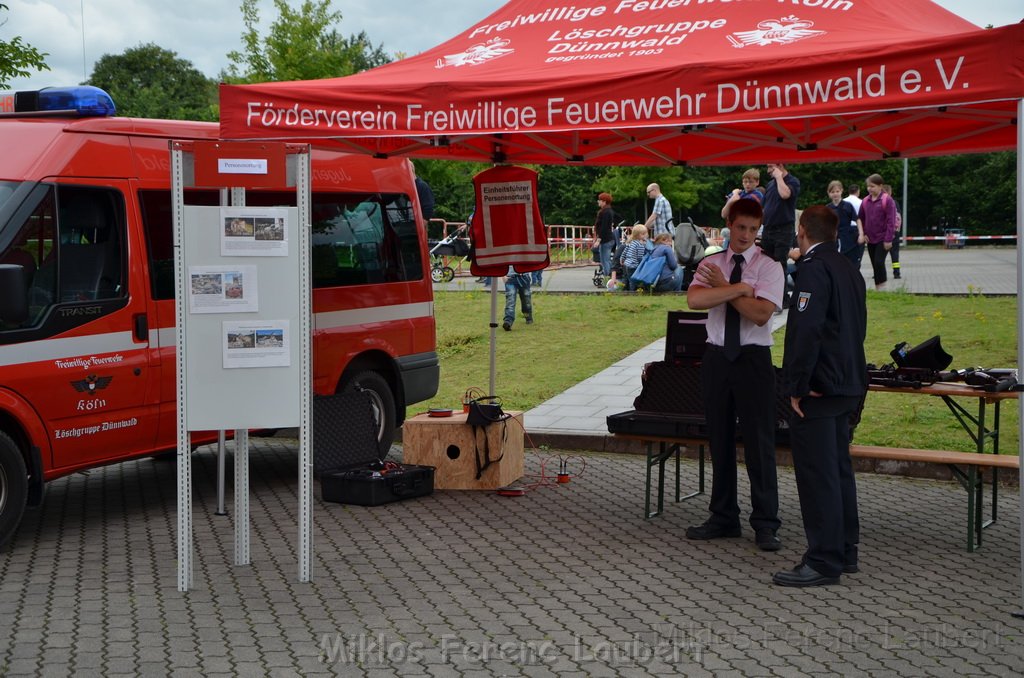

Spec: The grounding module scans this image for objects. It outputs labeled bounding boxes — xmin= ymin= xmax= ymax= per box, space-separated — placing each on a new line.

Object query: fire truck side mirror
xmin=0 ymin=264 xmax=29 ymax=324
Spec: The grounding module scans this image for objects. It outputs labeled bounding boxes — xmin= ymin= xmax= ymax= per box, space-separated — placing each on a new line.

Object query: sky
xmin=2 ymin=0 xmax=1021 ymax=92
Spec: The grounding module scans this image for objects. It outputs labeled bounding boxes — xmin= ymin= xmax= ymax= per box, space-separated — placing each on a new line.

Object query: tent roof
xmin=219 ymin=0 xmax=1024 ymax=165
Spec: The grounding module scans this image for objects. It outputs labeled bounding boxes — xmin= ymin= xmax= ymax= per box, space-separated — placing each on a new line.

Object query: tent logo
xmin=436 ymin=37 xmax=514 ymax=68
xmin=727 ymin=16 xmax=826 ymax=48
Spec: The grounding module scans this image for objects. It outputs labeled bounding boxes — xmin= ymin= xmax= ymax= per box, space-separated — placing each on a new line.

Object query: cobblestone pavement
xmin=1 ymin=438 xmax=1021 ymax=676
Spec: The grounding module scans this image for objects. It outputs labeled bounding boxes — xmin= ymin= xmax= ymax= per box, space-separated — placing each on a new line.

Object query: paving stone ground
xmin=1 ymin=438 xmax=1021 ymax=677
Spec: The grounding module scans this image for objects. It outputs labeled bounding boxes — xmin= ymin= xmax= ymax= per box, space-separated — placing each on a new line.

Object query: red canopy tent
xmin=219 ymin=0 xmax=1024 ymax=614
xmin=220 ymin=0 xmax=1023 ymax=165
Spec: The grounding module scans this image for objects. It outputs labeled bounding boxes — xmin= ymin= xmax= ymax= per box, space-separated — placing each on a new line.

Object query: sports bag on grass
xmin=630 ymin=253 xmax=665 ymax=286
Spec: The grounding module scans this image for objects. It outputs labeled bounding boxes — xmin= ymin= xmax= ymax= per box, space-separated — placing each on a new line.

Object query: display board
xmin=182 ymin=205 xmax=301 ymax=430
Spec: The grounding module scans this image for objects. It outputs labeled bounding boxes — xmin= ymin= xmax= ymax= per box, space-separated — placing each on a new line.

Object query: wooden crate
xmin=401 ymin=411 xmax=524 ymax=489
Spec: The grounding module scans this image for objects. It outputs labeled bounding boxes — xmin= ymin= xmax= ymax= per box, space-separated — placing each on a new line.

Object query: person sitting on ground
xmin=649 ymin=233 xmax=684 ymax=292
xmin=616 ymin=224 xmax=649 ymax=291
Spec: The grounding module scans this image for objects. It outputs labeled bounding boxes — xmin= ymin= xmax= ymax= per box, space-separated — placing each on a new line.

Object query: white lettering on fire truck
xmin=54 ymin=354 xmax=125 ymax=369
xmin=54 ymin=417 xmax=138 ymax=439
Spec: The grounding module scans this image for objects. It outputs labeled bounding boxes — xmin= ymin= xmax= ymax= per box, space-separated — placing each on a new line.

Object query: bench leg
xmin=674 ymin=443 xmax=681 ymax=503
xmin=949 ymin=464 xmax=983 ymax=552
xmin=644 ymin=440 xmax=656 ymax=519
xmin=645 ymin=441 xmax=673 ymax=519
xmin=645 ymin=441 xmax=704 ymax=519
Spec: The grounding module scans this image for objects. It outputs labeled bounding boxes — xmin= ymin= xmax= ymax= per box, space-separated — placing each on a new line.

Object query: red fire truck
xmin=0 ymin=86 xmax=439 ymax=547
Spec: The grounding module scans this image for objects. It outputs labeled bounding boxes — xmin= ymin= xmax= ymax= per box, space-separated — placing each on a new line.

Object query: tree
xmin=225 ymin=0 xmax=390 ymax=84
xmin=412 ymin=159 xmax=489 ymax=237
xmin=86 ymin=44 xmax=218 ymax=121
xmin=0 ymin=3 xmax=49 ymax=88
xmin=591 ymin=166 xmax=706 ymax=227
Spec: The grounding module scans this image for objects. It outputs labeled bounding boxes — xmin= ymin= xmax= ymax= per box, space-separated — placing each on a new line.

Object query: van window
xmin=1 ymin=185 xmax=126 ymax=328
xmin=305 ymin=192 xmax=425 ymax=287
xmin=139 ymin=189 xmax=219 ymax=300
xmin=139 ymin=190 xmax=425 ymax=295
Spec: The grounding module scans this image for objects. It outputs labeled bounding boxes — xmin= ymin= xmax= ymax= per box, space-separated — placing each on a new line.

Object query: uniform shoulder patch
xmin=797 ymin=291 xmax=812 ymax=312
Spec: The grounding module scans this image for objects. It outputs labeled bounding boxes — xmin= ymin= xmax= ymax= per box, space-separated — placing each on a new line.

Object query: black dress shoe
xmin=843 ymin=563 xmax=859 ymax=574
xmin=772 ymin=564 xmax=839 ymax=587
xmin=686 ymin=521 xmax=741 ymax=540
xmin=755 ymin=528 xmax=782 ymax=552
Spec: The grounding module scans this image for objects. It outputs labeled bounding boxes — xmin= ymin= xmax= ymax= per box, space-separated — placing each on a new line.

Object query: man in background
xmin=842 ymin=183 xmax=864 ymax=268
xmin=760 ymin=163 xmax=800 ymax=266
xmin=644 ymin=183 xmax=673 ymax=238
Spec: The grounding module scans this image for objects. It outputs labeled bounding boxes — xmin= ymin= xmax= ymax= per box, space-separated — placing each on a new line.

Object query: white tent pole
xmin=489 ymin=284 xmax=498 ymax=396
xmin=1013 ymin=97 xmax=1024 ymax=619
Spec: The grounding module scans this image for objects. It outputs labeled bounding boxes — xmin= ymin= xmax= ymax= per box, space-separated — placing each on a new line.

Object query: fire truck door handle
xmin=133 ymin=313 xmax=148 ymax=342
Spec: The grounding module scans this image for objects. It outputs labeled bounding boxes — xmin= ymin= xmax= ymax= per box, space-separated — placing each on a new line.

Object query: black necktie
xmin=724 ymin=254 xmax=744 ymax=361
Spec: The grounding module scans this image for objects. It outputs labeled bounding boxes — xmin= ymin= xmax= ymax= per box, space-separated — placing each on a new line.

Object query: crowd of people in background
xmin=584 ymin=165 xmax=904 ymax=299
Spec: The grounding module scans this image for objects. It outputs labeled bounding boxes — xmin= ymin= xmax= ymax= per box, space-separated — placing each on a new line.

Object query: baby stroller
xmin=429 ymin=223 xmax=471 ymax=283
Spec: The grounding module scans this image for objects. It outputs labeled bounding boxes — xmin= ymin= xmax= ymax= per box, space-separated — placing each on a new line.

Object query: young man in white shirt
xmin=685 ymin=198 xmax=785 ymax=552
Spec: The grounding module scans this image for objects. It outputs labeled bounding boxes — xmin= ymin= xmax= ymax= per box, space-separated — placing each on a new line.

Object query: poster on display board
xmin=220 ymin=207 xmax=290 ymax=257
xmin=187 ymin=265 xmax=259 ymax=313
xmin=222 ymin=320 xmax=290 ymax=369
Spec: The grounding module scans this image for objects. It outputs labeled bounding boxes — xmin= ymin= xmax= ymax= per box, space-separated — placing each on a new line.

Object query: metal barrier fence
xmin=426 ymin=220 xmax=1012 ymax=277
xmin=427 ymin=220 xmax=725 ymax=274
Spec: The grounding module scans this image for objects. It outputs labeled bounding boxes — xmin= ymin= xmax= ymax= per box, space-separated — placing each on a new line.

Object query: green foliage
xmin=412 ymin=159 xmax=489 ymax=230
xmin=224 ymin=0 xmax=389 ymax=83
xmin=86 ymin=44 xmax=217 ymax=121
xmin=590 ymin=166 xmax=705 ymax=226
xmin=536 ymin=165 xmax=603 ymax=225
xmin=0 ymin=3 xmax=49 ymax=88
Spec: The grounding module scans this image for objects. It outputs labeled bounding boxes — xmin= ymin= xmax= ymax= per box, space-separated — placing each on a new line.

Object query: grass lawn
xmin=427 ymin=289 xmax=1019 ymax=455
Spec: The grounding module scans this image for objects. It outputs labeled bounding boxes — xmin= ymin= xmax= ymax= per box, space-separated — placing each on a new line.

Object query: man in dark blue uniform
xmin=774 ymin=205 xmax=867 ymax=588
xmin=760 ymin=163 xmax=800 ymax=266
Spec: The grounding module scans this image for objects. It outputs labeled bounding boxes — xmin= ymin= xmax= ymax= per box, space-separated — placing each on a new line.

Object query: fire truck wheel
xmin=341 ymin=371 xmax=397 ymax=457
xmin=0 ymin=431 xmax=28 ymax=550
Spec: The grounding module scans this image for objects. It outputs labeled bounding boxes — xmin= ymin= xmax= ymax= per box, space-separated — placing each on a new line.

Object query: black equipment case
xmin=314 ymin=392 xmax=434 ymax=506
xmin=606 ymin=360 xmax=795 ymax=445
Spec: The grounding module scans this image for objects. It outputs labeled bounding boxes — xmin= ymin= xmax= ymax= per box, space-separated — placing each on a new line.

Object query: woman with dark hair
xmin=593 ymin=192 xmax=616 ymax=277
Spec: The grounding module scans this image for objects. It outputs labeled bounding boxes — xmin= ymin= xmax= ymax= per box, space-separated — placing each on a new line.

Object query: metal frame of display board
xmin=171 ymin=142 xmax=313 ymax=592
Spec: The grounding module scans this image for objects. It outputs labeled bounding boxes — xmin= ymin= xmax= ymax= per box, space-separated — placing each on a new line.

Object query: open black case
xmin=314 ymin=392 xmax=434 ymax=506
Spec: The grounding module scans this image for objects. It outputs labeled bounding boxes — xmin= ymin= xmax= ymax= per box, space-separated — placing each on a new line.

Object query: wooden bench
xmin=849 ymin=445 xmax=1019 ymax=552
xmin=611 ymin=433 xmax=1020 ymax=552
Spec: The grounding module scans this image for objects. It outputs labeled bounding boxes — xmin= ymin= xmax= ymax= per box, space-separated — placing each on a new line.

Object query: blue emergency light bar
xmin=0 ymin=86 xmax=116 ymax=117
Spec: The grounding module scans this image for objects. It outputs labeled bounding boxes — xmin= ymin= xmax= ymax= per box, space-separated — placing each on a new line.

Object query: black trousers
xmin=789 ymin=395 xmax=861 ymax=578
xmin=867 ymin=242 xmax=888 ymax=285
xmin=760 ymin=225 xmax=794 ymax=265
xmin=700 ymin=346 xmax=780 ymax=531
